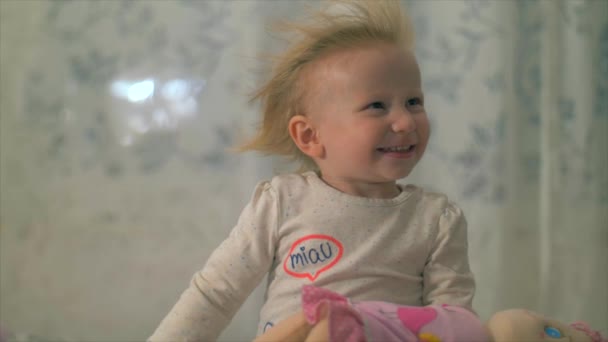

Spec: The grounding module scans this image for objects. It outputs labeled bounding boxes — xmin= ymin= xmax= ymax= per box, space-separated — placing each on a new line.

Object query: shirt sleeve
xmin=421 ymin=202 xmax=475 ymax=310
xmin=149 ymin=182 xmax=279 ymax=342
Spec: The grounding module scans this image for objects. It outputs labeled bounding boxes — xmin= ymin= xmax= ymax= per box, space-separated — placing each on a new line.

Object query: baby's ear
xmin=288 ymin=115 xmax=324 ymax=159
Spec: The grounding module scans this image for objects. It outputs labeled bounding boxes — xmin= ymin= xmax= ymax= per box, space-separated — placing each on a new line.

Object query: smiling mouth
xmin=376 ymin=145 xmax=415 ymax=153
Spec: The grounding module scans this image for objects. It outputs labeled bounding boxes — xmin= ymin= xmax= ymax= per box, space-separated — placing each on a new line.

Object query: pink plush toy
xmin=254 ymin=285 xmax=489 ymax=342
xmin=487 ymin=309 xmax=607 ymax=342
xmin=254 ymin=285 xmax=606 ymax=342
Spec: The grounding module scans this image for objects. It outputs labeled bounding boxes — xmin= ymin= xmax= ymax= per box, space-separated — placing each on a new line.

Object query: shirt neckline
xmin=303 ymin=171 xmax=414 ymax=207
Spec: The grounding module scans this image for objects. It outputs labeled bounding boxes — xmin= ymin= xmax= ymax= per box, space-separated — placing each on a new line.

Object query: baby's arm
xmin=422 ymin=201 xmax=475 ymax=310
xmin=149 ymin=182 xmax=279 ymax=341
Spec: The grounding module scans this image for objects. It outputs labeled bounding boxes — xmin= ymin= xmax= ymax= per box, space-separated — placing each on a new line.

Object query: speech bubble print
xmin=283 ymin=234 xmax=344 ymax=281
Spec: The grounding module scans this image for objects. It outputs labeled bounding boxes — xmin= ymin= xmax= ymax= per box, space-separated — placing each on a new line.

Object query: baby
xmin=149 ymin=1 xmax=479 ymax=341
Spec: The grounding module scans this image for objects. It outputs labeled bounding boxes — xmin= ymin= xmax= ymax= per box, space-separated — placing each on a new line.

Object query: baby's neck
xmin=319 ymin=173 xmax=401 ymax=199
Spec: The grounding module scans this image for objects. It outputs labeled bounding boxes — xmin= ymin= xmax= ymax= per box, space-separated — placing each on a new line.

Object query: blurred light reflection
xmin=111 ymin=79 xmax=155 ymax=102
xmin=109 ymin=77 xmax=206 ymax=146
xmin=152 ymin=109 xmax=172 ymax=128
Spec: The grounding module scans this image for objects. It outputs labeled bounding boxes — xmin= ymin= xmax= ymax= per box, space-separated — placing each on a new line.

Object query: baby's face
xmin=303 ymin=42 xmax=429 ymax=197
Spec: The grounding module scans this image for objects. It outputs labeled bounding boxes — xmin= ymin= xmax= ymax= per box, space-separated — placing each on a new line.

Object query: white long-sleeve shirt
xmin=149 ymin=171 xmax=475 ymax=341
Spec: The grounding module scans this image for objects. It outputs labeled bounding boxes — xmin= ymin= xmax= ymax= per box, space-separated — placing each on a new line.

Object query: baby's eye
xmin=406 ymin=97 xmax=423 ymax=107
xmin=367 ymin=101 xmax=386 ymax=110
xmin=544 ymin=325 xmax=563 ymax=339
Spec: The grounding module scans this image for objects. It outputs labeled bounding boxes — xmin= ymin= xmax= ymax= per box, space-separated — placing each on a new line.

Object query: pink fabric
xmin=301 ymin=285 xmax=489 ymax=342
xmin=570 ymin=321 xmax=608 ymax=342
xmin=396 ymin=306 xmax=438 ymax=333
xmin=302 ymin=285 xmax=366 ymax=342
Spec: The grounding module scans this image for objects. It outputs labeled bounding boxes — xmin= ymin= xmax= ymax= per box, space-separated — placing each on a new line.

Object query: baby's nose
xmin=391 ymin=111 xmax=416 ymax=133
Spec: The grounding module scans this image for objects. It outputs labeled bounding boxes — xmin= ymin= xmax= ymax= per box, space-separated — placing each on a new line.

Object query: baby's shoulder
xmin=268 ymin=172 xmax=313 ymax=188
xmin=256 ymin=171 xmax=316 ymax=199
xmin=402 ymin=184 xmax=461 ymax=214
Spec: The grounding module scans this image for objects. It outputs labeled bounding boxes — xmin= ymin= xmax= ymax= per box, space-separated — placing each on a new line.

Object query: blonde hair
xmin=238 ymin=0 xmax=415 ymax=170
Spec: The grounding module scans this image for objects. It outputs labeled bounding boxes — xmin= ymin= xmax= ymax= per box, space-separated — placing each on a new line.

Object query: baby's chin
xmin=379 ymin=168 xmax=414 ymax=182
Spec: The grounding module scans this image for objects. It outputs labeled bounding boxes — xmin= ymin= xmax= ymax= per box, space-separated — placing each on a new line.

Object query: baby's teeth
xmin=381 ymin=145 xmax=413 ymax=152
